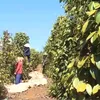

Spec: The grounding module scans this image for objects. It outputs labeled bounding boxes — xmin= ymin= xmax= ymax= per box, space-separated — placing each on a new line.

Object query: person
xmin=14 ymin=57 xmax=24 ymax=84
xmin=42 ymin=52 xmax=48 ymax=73
xmin=24 ymin=43 xmax=30 ymax=62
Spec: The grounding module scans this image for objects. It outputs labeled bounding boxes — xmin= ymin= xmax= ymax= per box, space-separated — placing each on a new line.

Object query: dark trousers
xmin=25 ymin=55 xmax=30 ymax=62
xmin=15 ymin=74 xmax=22 ymax=84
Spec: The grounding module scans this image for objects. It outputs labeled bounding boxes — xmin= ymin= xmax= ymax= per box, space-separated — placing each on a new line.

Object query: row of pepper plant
xmin=44 ymin=0 xmax=100 ymax=99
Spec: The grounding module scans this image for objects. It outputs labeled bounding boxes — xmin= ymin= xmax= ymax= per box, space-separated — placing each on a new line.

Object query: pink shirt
xmin=15 ymin=61 xmax=23 ymax=74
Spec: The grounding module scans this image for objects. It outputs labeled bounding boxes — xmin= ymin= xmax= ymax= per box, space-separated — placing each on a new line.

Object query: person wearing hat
xmin=14 ymin=57 xmax=24 ymax=84
xmin=24 ymin=43 xmax=30 ymax=62
xmin=42 ymin=52 xmax=48 ymax=73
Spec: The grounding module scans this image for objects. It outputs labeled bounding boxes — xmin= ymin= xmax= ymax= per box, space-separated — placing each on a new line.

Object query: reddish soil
xmin=7 ymin=65 xmax=56 ymax=100
xmin=8 ymin=78 xmax=56 ymax=100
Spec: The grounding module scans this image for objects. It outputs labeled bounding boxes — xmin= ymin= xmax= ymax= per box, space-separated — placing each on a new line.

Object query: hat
xmin=24 ymin=43 xmax=30 ymax=48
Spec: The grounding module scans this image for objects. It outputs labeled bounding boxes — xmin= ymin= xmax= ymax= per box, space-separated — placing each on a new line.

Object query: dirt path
xmin=7 ymin=65 xmax=56 ymax=100
xmin=8 ymin=78 xmax=56 ymax=100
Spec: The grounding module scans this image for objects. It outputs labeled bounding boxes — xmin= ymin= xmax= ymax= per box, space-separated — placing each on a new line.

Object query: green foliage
xmin=96 ymin=12 xmax=100 ymax=24
xmin=14 ymin=32 xmax=29 ymax=56
xmin=44 ymin=0 xmax=100 ymax=99
xmin=0 ymin=31 xmax=43 ymax=97
xmin=30 ymin=49 xmax=42 ymax=69
xmin=0 ymin=31 xmax=16 ymax=84
xmin=0 ymin=27 xmax=43 ymax=100
xmin=0 ymin=31 xmax=42 ymax=82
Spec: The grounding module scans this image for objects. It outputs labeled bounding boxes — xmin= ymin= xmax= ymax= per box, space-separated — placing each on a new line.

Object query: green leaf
xmin=55 ymin=68 xmax=59 ymax=73
xmin=88 ymin=2 xmax=94 ymax=11
xmin=67 ymin=60 xmax=75 ymax=68
xmin=77 ymin=57 xmax=88 ymax=68
xmin=76 ymin=81 xmax=86 ymax=92
xmin=90 ymin=33 xmax=98 ymax=43
xmin=86 ymin=31 xmax=96 ymax=41
xmin=82 ymin=20 xmax=89 ymax=35
xmin=97 ymin=27 xmax=100 ymax=36
xmin=86 ymin=84 xmax=92 ymax=96
xmin=67 ymin=37 xmax=73 ymax=41
xmin=96 ymin=61 xmax=100 ymax=69
xmin=90 ymin=69 xmax=96 ymax=80
xmin=93 ymin=84 xmax=100 ymax=94
xmin=71 ymin=7 xmax=76 ymax=11
xmin=91 ymin=54 xmax=95 ymax=65
xmin=94 ymin=2 xmax=100 ymax=9
xmin=95 ymin=12 xmax=100 ymax=24
xmin=90 ymin=66 xmax=100 ymax=84
xmin=73 ymin=78 xmax=79 ymax=89
xmin=72 ymin=98 xmax=76 ymax=100
xmin=86 ymin=10 xmax=96 ymax=16
xmin=79 ymin=6 xmax=82 ymax=12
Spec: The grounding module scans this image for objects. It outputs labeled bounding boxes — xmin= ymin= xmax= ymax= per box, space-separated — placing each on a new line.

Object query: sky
xmin=0 ymin=0 xmax=64 ymax=51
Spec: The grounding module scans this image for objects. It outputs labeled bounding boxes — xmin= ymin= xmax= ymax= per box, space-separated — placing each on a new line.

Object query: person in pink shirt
xmin=14 ymin=57 xmax=24 ymax=84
